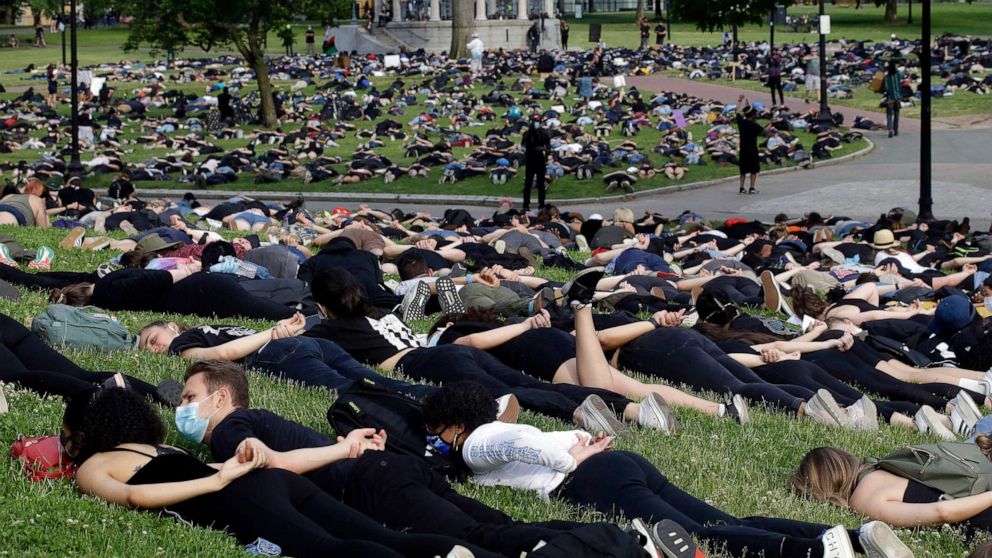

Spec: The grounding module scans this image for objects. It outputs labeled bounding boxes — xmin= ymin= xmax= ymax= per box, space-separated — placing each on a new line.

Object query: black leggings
xmin=0 ymin=263 xmax=97 ymax=290
xmin=171 ymin=468 xmax=498 ymax=558
xmin=702 ymin=276 xmax=763 ymax=307
xmin=618 ymin=329 xmax=807 ymax=412
xmin=752 ymin=359 xmax=921 ymax=421
xmin=556 ymin=451 xmax=862 ymax=558
xmin=343 ymin=452 xmax=592 ymax=556
xmin=399 ymin=345 xmax=634 ymax=422
xmin=806 ymin=345 xmax=961 ymax=408
xmin=0 ymin=313 xmax=159 ymax=400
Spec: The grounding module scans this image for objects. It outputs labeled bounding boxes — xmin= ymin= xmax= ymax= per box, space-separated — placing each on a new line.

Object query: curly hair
xmin=423 ymin=381 xmax=497 ymax=434
xmin=76 ymin=388 xmax=166 ymax=463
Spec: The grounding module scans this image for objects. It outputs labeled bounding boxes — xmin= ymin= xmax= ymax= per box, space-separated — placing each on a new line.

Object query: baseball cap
xmin=928 ymin=295 xmax=977 ymax=336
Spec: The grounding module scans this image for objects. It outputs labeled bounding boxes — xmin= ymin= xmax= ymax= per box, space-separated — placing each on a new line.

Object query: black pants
xmin=806 ymin=345 xmax=961 ymax=408
xmin=703 ymin=276 xmax=763 ymax=307
xmin=557 ymin=451 xmax=864 ymax=558
xmin=619 ymin=329 xmax=807 ymax=412
xmin=0 ymin=313 xmax=158 ymax=400
xmin=172 ymin=468 xmax=498 ymax=558
xmin=0 ymin=263 xmax=97 ymax=290
xmin=523 ymin=159 xmax=547 ymax=210
xmin=398 ymin=345 xmax=633 ymax=422
xmin=344 ymin=452 xmax=593 ymax=556
xmin=152 ymin=274 xmax=296 ymax=320
xmin=768 ymin=76 xmax=784 ymax=105
xmin=753 ymin=360 xmax=920 ymax=421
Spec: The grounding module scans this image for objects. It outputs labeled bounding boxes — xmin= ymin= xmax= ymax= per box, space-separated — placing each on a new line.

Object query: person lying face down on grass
xmin=171 ymin=359 xmax=684 ymax=558
xmin=62 ymin=386 xmax=492 ymax=558
xmin=422 ymin=380 xmax=916 ymax=558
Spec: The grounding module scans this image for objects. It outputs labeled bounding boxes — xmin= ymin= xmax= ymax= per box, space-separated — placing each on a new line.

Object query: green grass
xmin=0 ymin=224 xmax=987 ymax=556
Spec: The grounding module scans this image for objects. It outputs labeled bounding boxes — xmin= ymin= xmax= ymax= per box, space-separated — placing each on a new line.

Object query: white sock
xmin=717 ymin=404 xmax=726 ymax=417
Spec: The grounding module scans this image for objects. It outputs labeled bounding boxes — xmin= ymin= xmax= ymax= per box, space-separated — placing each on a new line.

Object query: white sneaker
xmin=444 ymin=545 xmax=475 ymax=558
xmin=821 ymin=525 xmax=855 ymax=558
xmin=495 ymin=394 xmax=520 ymax=423
xmin=914 ymin=405 xmax=956 ymax=441
xmin=805 ymin=389 xmax=852 ymax=428
xmin=950 ymin=405 xmax=978 ymax=438
xmin=958 ymin=378 xmax=990 ymax=397
xmin=574 ymin=234 xmax=590 ymax=252
xmin=858 ymin=521 xmax=914 ymax=558
xmin=953 ymin=390 xmax=982 ymax=429
xmin=846 ymin=396 xmax=878 ymax=431
xmin=578 ymin=394 xmax=631 ymax=437
xmin=638 ymin=392 xmax=680 ymax=435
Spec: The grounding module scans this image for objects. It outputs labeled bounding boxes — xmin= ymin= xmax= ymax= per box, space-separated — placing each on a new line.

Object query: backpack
xmin=327 ymin=378 xmax=469 ymax=481
xmin=31 ymin=304 xmax=137 ymax=352
xmin=868 ymin=71 xmax=885 ymax=93
xmin=10 ymin=435 xmax=77 ymax=482
xmin=865 ymin=443 xmax=992 ymax=499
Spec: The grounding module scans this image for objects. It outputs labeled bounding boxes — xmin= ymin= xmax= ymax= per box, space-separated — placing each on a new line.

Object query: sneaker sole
xmin=730 ymin=394 xmax=750 ymax=425
xmin=855 ymin=397 xmax=879 ymax=431
xmin=402 ymin=282 xmax=431 ymax=322
xmin=436 ymin=278 xmax=465 ymax=315
xmin=560 ymin=267 xmax=605 ymax=305
xmin=581 ymin=395 xmax=631 ymax=437
xmin=858 ymin=521 xmax=914 ymax=558
xmin=643 ymin=392 xmax=680 ymax=434
xmin=760 ymin=270 xmax=782 ymax=314
xmin=915 ymin=405 xmax=955 ymax=441
xmin=806 ymin=389 xmax=850 ymax=428
xmin=649 ymin=519 xmax=699 ymax=558
xmin=60 ymin=228 xmax=86 ymax=249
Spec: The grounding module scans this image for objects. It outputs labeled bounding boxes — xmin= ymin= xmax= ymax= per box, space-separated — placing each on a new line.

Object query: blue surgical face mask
xmin=426 ymin=432 xmax=458 ymax=456
xmin=175 ymin=391 xmax=219 ymax=444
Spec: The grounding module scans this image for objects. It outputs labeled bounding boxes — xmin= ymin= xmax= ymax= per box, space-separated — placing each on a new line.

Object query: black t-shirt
xmin=209 ymin=408 xmax=351 ymax=497
xmin=590 ymin=225 xmax=631 ymax=249
xmin=168 ymin=325 xmax=258 ymax=357
xmin=92 ymin=268 xmax=173 ymax=311
xmin=305 ymin=315 xmax=420 ymax=365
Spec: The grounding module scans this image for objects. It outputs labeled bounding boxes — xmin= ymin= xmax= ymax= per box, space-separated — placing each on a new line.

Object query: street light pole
xmin=769 ymin=8 xmax=775 ymax=48
xmin=918 ymin=0 xmax=933 ymax=220
xmin=816 ymin=0 xmax=832 ymax=125
xmin=68 ymin=0 xmax=82 ymax=175
xmin=907 ymin=0 xmax=913 ymax=25
xmin=60 ymin=10 xmax=66 ymax=66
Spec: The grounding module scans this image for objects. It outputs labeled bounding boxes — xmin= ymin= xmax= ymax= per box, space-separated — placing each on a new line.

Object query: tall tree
xmin=587 ymin=0 xmax=595 ymax=14
xmin=449 ymin=0 xmax=472 ymax=58
xmin=875 ymin=0 xmax=897 ymax=23
xmin=635 ymin=0 xmax=645 ymax=20
xmin=114 ymin=0 xmax=348 ymax=128
xmin=670 ymin=0 xmax=786 ymax=33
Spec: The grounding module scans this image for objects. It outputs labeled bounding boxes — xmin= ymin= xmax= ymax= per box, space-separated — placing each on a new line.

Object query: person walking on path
xmin=883 ymin=59 xmax=904 ymax=138
xmin=559 ymin=19 xmax=569 ymax=50
xmin=521 ymin=114 xmax=550 ymax=212
xmin=766 ymin=48 xmax=784 ymax=106
xmin=735 ymin=95 xmax=761 ymax=195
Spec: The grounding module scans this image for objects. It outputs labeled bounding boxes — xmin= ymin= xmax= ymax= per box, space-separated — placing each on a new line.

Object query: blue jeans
xmin=250 ymin=337 xmax=434 ymax=400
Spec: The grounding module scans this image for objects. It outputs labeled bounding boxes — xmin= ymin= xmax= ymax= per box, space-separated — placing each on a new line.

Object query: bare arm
xmin=858 ymin=491 xmax=992 ymax=527
xmin=180 ymin=314 xmax=305 ymax=361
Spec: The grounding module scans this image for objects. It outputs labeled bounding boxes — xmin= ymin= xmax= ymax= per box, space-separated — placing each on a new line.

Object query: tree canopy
xmin=670 ymin=0 xmax=787 ymax=34
xmin=113 ymin=0 xmax=350 ymax=127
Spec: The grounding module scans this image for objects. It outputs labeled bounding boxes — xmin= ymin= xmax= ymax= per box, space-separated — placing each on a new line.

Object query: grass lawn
xmin=0 ymin=224 xmax=989 ymax=557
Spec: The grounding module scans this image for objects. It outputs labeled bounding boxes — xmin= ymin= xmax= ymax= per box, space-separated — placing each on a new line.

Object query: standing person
xmin=34 ymin=23 xmax=45 ymax=47
xmin=521 ymin=114 xmax=550 ymax=212
xmin=766 ymin=48 xmax=785 ymax=106
xmin=734 ymin=95 xmax=761 ymax=195
xmin=466 ymin=32 xmax=484 ymax=77
xmin=45 ymin=64 xmax=58 ymax=108
xmin=305 ymin=25 xmax=315 ymax=55
xmin=882 ymin=60 xmax=904 ymax=138
xmin=804 ymin=52 xmax=821 ymax=104
xmin=654 ymin=20 xmax=667 ymax=46
xmin=281 ymin=24 xmax=294 ymax=56
xmin=217 ymin=86 xmax=234 ymax=122
xmin=638 ymin=18 xmax=650 ymax=50
xmin=526 ymin=22 xmax=539 ymax=53
xmin=559 ymin=19 xmax=569 ymax=50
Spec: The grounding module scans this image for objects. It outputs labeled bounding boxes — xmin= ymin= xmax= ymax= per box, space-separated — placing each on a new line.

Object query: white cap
xmin=472 ymin=32 xmax=479 ymax=38
xmin=627 ymin=166 xmax=638 ymax=174
xmin=890 ymin=33 xmax=897 ymax=39
xmin=589 ymin=213 xmax=604 ymax=220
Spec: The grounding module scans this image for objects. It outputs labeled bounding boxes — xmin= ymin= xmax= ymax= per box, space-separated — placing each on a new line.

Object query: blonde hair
xmin=790 ymin=447 xmax=867 ymax=508
xmin=613 ymin=207 xmax=634 ymax=225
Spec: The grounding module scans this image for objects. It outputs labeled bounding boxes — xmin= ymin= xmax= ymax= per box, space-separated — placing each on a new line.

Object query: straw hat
xmin=870 ymin=229 xmax=900 ymax=250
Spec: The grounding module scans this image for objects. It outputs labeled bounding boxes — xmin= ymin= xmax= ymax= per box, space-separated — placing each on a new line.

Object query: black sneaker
xmin=648 ymin=519 xmax=702 ymax=558
xmin=449 ymin=262 xmax=468 ymax=278
xmin=560 ymin=267 xmax=605 ymax=306
xmin=436 ymin=277 xmax=465 ymax=315
xmin=724 ymin=394 xmax=750 ymax=425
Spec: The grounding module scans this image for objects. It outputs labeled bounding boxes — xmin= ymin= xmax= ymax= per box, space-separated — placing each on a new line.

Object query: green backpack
xmin=31 ymin=304 xmax=137 ymax=353
xmin=865 ymin=443 xmax=992 ymax=499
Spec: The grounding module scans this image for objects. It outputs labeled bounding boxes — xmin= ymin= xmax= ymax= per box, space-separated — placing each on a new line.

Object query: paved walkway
xmin=166 ymin=75 xmax=991 ymax=228
xmin=626 ymin=74 xmax=924 ymax=132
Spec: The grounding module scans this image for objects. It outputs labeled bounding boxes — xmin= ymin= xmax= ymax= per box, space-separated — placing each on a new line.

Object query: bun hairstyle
xmin=49 ymin=283 xmax=95 ymax=306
